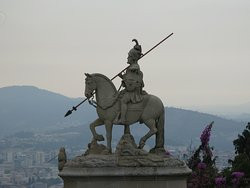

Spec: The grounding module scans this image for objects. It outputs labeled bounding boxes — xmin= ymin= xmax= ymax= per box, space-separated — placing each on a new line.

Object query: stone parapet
xmin=59 ymin=154 xmax=191 ymax=188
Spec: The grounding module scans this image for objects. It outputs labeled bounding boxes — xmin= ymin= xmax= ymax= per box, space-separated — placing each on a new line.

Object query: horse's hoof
xmin=102 ymin=149 xmax=112 ymax=155
xmin=95 ymin=134 xmax=105 ymax=141
xmin=138 ymin=140 xmax=145 ymax=149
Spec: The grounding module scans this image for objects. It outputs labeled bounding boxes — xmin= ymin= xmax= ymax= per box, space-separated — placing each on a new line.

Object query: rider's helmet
xmin=127 ymin=39 xmax=143 ymax=64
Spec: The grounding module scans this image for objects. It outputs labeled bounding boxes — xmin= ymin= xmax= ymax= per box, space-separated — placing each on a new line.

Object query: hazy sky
xmin=0 ymin=0 xmax=249 ymax=107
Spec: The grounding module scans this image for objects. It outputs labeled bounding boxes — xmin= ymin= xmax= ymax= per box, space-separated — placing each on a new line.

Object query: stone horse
xmin=84 ymin=73 xmax=165 ymax=153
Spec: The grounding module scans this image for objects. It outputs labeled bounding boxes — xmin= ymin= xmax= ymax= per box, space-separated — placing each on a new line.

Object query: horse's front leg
xmin=124 ymin=124 xmax=130 ymax=134
xmin=138 ymin=119 xmax=157 ymax=149
xmin=104 ymin=120 xmax=113 ymax=153
xmin=90 ymin=118 xmax=104 ymax=141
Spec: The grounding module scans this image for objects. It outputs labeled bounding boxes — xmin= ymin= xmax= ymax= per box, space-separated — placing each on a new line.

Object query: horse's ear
xmin=84 ymin=73 xmax=91 ymax=77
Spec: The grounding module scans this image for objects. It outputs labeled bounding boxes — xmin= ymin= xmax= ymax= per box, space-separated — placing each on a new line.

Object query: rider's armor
xmin=120 ymin=64 xmax=145 ymax=103
xmin=117 ymin=40 xmax=147 ymax=124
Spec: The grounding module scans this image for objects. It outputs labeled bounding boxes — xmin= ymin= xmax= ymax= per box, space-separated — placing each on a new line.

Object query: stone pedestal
xmin=59 ymin=154 xmax=191 ymax=188
xmin=60 ymin=165 xmax=190 ymax=188
xmin=58 ymin=134 xmax=191 ymax=188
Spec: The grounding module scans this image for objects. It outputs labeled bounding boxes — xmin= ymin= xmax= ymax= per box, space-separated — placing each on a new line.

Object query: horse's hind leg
xmin=138 ymin=119 xmax=157 ymax=149
xmin=90 ymin=118 xmax=104 ymax=141
xmin=104 ymin=120 xmax=113 ymax=153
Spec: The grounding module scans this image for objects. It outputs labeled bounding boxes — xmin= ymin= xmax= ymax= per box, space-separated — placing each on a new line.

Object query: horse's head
xmin=84 ymin=73 xmax=96 ymax=98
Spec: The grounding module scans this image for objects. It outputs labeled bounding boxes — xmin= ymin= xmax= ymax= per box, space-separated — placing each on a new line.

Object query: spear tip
xmin=64 ymin=110 xmax=72 ymax=117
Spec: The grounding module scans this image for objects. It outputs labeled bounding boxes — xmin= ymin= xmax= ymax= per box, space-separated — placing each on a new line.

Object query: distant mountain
xmin=0 ymin=86 xmax=96 ymax=136
xmin=229 ymin=113 xmax=250 ymax=122
xmin=187 ymin=103 xmax=250 ymax=122
xmin=166 ymin=107 xmax=245 ymax=150
xmin=0 ymin=85 xmax=246 ymax=150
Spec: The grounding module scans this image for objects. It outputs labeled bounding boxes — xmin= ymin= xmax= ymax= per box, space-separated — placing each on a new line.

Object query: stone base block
xmin=59 ymin=134 xmax=191 ymax=188
xmin=59 ymin=166 xmax=190 ymax=188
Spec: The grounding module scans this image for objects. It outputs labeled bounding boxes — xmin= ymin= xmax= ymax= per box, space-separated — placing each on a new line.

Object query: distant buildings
xmin=0 ymin=149 xmax=62 ymax=187
xmin=30 ymin=182 xmax=48 ymax=188
xmin=35 ymin=152 xmax=45 ymax=165
xmin=6 ymin=151 xmax=14 ymax=163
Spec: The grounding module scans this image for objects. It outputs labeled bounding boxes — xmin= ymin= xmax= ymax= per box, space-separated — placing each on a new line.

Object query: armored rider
xmin=117 ymin=39 xmax=147 ymax=124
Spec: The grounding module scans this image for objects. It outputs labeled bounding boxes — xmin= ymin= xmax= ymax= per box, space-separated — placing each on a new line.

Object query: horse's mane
xmin=91 ymin=73 xmax=118 ymax=93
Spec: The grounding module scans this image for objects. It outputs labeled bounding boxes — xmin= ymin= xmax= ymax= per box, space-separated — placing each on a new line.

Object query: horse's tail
xmin=155 ymin=108 xmax=165 ymax=148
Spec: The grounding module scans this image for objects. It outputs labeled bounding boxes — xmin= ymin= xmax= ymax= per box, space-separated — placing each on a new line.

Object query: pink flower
xmin=200 ymin=122 xmax=213 ymax=146
xmin=164 ymin=151 xmax=170 ymax=156
xmin=232 ymin=171 xmax=244 ymax=178
xmin=231 ymin=171 xmax=245 ymax=185
xmin=197 ymin=162 xmax=206 ymax=170
xmin=215 ymin=177 xmax=226 ymax=186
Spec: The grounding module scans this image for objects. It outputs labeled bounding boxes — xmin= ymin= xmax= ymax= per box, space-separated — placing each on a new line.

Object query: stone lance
xmin=64 ymin=32 xmax=174 ymax=117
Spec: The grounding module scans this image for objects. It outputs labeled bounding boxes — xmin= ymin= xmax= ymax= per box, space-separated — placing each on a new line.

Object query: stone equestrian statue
xmin=84 ymin=40 xmax=166 ymax=153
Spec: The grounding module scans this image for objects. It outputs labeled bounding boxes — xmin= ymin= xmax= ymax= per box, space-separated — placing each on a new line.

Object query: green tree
xmin=233 ymin=122 xmax=250 ymax=158
xmin=221 ymin=122 xmax=250 ymax=186
xmin=231 ymin=122 xmax=250 ymax=178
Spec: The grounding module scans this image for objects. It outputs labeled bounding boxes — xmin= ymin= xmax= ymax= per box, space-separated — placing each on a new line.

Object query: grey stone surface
xmin=60 ymin=142 xmax=191 ymax=187
xmin=63 ymin=176 xmax=188 ymax=188
xmin=65 ymin=134 xmax=185 ymax=168
xmin=115 ymin=134 xmax=148 ymax=156
xmin=58 ymin=147 xmax=67 ymax=171
xmin=59 ymin=134 xmax=191 ymax=187
xmin=60 ymin=164 xmax=191 ymax=177
xmin=60 ymin=38 xmax=191 ymax=187
xmin=117 ymin=39 xmax=145 ymax=125
xmin=84 ymin=140 xmax=110 ymax=155
xmin=59 ymin=165 xmax=191 ymax=188
xmin=85 ymin=73 xmax=165 ymax=153
xmin=84 ymin=40 xmax=165 ymax=152
xmin=64 ymin=153 xmax=188 ymax=169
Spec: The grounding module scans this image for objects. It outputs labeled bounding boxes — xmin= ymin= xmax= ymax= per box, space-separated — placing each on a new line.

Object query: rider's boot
xmin=119 ymin=102 xmax=127 ymax=124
